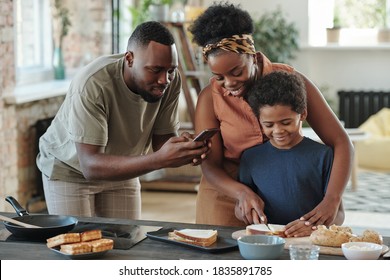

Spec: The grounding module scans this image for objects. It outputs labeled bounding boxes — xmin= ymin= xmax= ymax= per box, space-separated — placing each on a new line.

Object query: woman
xmin=188 ymin=2 xmax=353 ymax=235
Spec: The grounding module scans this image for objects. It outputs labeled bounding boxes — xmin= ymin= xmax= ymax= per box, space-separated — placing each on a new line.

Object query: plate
xmin=71 ymin=223 xmax=162 ymax=250
xmin=146 ymin=228 xmax=238 ymax=253
xmin=381 ymin=245 xmax=390 ymax=256
xmin=231 ymin=229 xmax=246 ymax=240
xmin=50 ymin=247 xmax=110 ymax=260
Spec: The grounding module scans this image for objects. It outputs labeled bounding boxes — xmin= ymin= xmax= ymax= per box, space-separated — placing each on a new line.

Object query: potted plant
xmin=129 ymin=0 xmax=173 ymax=28
xmin=326 ymin=5 xmax=342 ymax=44
xmin=52 ymin=0 xmax=71 ymax=79
xmin=252 ymin=8 xmax=299 ymax=63
xmin=377 ymin=2 xmax=390 ymax=43
xmin=326 ymin=8 xmax=342 ymax=44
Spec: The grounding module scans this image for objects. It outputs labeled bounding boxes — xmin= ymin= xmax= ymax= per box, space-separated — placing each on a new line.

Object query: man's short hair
xmin=127 ymin=21 xmax=175 ymax=50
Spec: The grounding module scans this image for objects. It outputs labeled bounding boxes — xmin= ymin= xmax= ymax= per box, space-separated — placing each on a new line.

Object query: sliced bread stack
xmin=46 ymin=230 xmax=113 ymax=255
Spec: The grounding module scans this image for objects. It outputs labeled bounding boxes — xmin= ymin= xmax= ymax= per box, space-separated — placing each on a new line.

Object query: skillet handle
xmin=5 ymin=196 xmax=29 ymax=216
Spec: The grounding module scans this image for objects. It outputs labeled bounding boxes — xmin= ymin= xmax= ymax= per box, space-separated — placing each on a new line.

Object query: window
xmin=14 ymin=0 xmax=53 ymax=85
xmin=334 ymin=0 xmax=387 ymax=28
xmin=308 ymin=0 xmax=389 ymax=46
xmin=335 ymin=0 xmax=389 ymax=45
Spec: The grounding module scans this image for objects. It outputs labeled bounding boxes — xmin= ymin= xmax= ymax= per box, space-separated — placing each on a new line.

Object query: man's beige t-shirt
xmin=37 ymin=53 xmax=181 ymax=182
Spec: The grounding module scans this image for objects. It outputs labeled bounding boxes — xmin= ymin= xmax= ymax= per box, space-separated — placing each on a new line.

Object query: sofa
xmin=355 ymin=108 xmax=390 ymax=171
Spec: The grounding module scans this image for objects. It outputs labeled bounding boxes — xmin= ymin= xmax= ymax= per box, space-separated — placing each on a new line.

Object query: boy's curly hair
xmin=247 ymin=71 xmax=307 ymax=119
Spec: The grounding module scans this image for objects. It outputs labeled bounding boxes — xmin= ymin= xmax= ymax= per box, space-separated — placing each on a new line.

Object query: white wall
xmin=293 ymin=47 xmax=390 ymax=102
xmin=202 ymin=0 xmax=310 ymax=46
xmin=201 ymin=0 xmax=390 ymax=113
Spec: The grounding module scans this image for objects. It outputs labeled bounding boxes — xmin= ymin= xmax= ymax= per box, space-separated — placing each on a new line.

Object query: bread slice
xmin=80 ymin=229 xmax=102 ymax=242
xmin=168 ymin=229 xmax=218 ymax=247
xmin=87 ymin=238 xmax=114 ymax=252
xmin=46 ymin=233 xmax=81 ymax=248
xmin=60 ymin=242 xmax=92 ymax=255
xmin=246 ymin=224 xmax=286 ymax=237
xmin=47 ymin=230 xmax=114 ymax=255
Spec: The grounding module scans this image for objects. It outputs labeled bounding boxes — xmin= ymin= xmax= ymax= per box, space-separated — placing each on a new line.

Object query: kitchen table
xmin=0 ymin=212 xmax=388 ymax=260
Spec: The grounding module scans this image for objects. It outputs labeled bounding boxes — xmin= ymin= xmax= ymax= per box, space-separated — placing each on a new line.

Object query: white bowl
xmin=237 ymin=235 xmax=286 ymax=260
xmin=341 ymin=242 xmax=383 ymax=260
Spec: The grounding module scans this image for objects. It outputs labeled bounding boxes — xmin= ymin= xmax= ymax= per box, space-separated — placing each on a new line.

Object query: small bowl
xmin=341 ymin=242 xmax=383 ymax=260
xmin=237 ymin=235 xmax=286 ymax=260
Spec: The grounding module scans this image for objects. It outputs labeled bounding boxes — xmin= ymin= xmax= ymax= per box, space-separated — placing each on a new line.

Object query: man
xmin=37 ymin=21 xmax=208 ymax=219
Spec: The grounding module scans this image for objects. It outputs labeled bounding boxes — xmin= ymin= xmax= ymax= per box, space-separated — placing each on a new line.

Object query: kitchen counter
xmin=0 ymin=213 xmax=388 ymax=260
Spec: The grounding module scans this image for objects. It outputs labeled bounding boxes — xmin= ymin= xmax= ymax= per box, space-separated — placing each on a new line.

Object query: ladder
xmin=164 ymin=22 xmax=207 ymax=129
xmin=140 ymin=22 xmax=206 ymax=189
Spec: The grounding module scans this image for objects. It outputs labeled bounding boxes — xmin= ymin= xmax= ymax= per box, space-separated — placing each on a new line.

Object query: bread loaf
xmin=309 ymin=225 xmax=353 ymax=247
xmin=349 ymin=229 xmax=383 ymax=245
xmin=310 ymin=225 xmax=383 ymax=247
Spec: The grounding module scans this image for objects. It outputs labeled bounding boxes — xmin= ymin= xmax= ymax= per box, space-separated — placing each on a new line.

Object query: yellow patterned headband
xmin=202 ymin=34 xmax=256 ymax=59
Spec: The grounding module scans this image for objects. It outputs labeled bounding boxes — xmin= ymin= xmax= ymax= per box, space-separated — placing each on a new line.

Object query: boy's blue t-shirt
xmin=238 ymin=137 xmax=333 ymax=225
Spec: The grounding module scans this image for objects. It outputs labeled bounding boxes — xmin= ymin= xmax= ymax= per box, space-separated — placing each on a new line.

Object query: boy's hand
xmin=299 ymin=197 xmax=339 ymax=227
xmin=284 ymin=219 xmax=317 ymax=237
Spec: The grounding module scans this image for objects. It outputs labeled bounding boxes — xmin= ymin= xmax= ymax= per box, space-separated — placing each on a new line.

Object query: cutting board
xmin=232 ymin=230 xmax=389 ymax=256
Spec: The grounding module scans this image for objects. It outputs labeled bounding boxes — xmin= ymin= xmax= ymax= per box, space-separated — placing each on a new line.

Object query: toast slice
xmin=87 ymin=238 xmax=114 ymax=252
xmin=80 ymin=229 xmax=102 ymax=242
xmin=60 ymin=242 xmax=92 ymax=255
xmin=168 ymin=229 xmax=218 ymax=247
xmin=246 ymin=224 xmax=286 ymax=237
xmin=46 ymin=233 xmax=81 ymax=248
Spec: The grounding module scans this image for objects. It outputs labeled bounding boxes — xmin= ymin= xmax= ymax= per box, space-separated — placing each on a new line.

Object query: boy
xmin=237 ymin=71 xmax=344 ymax=237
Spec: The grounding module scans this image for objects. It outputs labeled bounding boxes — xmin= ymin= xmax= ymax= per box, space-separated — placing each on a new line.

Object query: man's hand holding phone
xmin=193 ymin=128 xmax=220 ymax=142
xmin=191 ymin=128 xmax=220 ymax=165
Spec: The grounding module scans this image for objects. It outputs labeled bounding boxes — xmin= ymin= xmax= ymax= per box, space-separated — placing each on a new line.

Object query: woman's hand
xmin=284 ymin=219 xmax=316 ymax=237
xmin=235 ymin=188 xmax=266 ymax=225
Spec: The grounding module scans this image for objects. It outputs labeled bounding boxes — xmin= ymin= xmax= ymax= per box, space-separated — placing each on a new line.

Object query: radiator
xmin=338 ymin=91 xmax=390 ymax=128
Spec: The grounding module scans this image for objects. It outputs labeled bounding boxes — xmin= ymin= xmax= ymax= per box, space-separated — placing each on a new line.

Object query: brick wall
xmin=64 ymin=0 xmax=112 ymax=69
xmin=0 ymin=0 xmax=16 ymax=212
xmin=0 ymin=0 xmax=112 ymax=212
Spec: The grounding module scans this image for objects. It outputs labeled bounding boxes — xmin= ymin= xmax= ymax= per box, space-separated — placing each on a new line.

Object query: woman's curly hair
xmin=188 ymin=2 xmax=254 ymax=47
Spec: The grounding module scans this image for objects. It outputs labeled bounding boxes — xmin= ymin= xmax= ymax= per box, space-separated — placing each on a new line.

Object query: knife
xmin=264 ymin=223 xmax=273 ymax=232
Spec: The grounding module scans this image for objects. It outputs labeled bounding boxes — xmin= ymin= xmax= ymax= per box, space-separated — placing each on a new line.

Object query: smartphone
xmin=193 ymin=128 xmax=220 ymax=142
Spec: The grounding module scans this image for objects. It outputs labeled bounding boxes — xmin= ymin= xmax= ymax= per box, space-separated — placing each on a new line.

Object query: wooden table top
xmin=0 ymin=213 xmax=388 ymax=260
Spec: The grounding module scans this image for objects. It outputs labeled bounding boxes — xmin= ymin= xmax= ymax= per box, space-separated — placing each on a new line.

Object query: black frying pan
xmin=3 ymin=196 xmax=78 ymax=240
